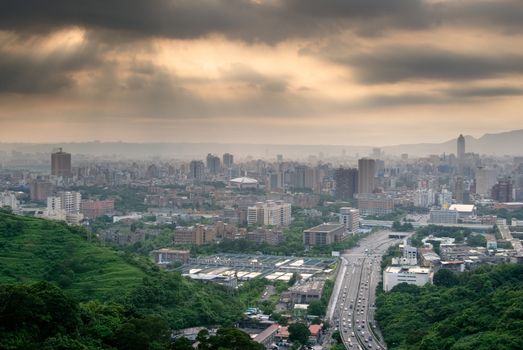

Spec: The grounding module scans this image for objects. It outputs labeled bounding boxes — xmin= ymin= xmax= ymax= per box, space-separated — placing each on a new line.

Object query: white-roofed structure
xmin=449 ymin=204 xmax=476 ymax=219
xmin=229 ymin=176 xmax=259 ymax=189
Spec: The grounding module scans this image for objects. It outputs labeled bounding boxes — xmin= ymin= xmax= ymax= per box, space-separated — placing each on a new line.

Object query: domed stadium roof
xmin=230 ymin=177 xmax=258 ymax=184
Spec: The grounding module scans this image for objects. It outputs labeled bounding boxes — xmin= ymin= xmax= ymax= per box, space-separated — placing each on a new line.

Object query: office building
xmin=339 ymin=207 xmax=359 ymax=233
xmin=303 ymin=223 xmax=346 ymax=247
xmin=413 ymin=189 xmax=435 ymax=208
xmin=448 ymin=204 xmax=475 ymax=219
xmin=174 ymin=225 xmax=216 ymax=245
xmin=189 ymin=160 xmax=205 ymax=180
xmin=30 ymin=180 xmax=53 ymax=201
xmin=334 ymin=168 xmax=358 ymax=200
xmin=358 ymin=194 xmax=394 ymax=216
xmin=294 ymin=165 xmax=315 ymax=190
xmin=51 ymin=148 xmax=72 ymax=177
xmin=0 ymin=191 xmax=19 ymax=210
xmin=454 ymin=177 xmax=465 ymax=203
xmin=247 ymin=200 xmax=292 ymax=227
xmin=206 ymin=153 xmax=221 ymax=174
xmin=246 ymin=228 xmax=285 ymax=245
xmin=81 ymin=199 xmax=115 ymax=219
xmin=358 ymin=158 xmax=376 ymax=194
xmin=223 ymin=153 xmax=234 ymax=168
xmin=475 ymin=168 xmax=498 ymax=196
xmin=457 ymin=134 xmax=465 ymax=160
xmin=429 ymin=209 xmax=459 ymax=224
xmin=60 ymin=191 xmax=81 ymax=214
xmin=492 ymin=179 xmax=514 ymax=202
xmin=45 ymin=192 xmax=83 ymax=224
xmin=383 ymin=266 xmax=432 ymax=292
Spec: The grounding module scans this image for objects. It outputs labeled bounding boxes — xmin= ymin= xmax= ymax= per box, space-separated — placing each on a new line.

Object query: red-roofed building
xmin=308 ymin=324 xmax=322 ymax=344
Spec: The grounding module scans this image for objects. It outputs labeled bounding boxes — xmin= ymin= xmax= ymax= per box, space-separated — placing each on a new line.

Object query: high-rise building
xmin=206 ymin=154 xmax=221 ymax=174
xmin=58 ymin=191 xmax=82 ymax=214
xmin=358 ymin=158 xmax=376 ymax=194
xmin=189 ymin=160 xmax=205 ymax=180
xmin=454 ymin=177 xmax=465 ymax=203
xmin=492 ymin=179 xmax=513 ymax=203
xmin=223 ymin=153 xmax=234 ymax=168
xmin=334 ymin=168 xmax=358 ymax=200
xmin=30 ymin=180 xmax=54 ymax=201
xmin=475 ymin=167 xmax=498 ymax=196
xmin=294 ymin=165 xmax=315 ymax=190
xmin=0 ymin=191 xmax=19 ymax=210
xmin=457 ymin=134 xmax=465 ymax=160
xmin=51 ymin=148 xmax=72 ymax=177
xmin=414 ymin=189 xmax=435 ymax=208
xmin=247 ymin=200 xmax=291 ymax=227
xmin=339 ymin=207 xmax=360 ymax=233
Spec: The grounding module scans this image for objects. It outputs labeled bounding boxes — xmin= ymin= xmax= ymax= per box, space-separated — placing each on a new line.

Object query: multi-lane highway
xmin=327 ymin=230 xmax=402 ymax=350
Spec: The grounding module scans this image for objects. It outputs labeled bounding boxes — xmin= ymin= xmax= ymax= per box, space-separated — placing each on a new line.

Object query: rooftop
xmin=449 ymin=204 xmax=475 ymax=213
xmin=385 ymin=266 xmax=431 ymax=274
xmin=230 ymin=177 xmax=258 ymax=184
xmin=304 ymin=223 xmax=344 ymax=233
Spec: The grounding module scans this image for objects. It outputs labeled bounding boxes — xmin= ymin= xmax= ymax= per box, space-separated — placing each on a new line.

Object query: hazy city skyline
xmin=2 ymin=1 xmax=523 ymax=145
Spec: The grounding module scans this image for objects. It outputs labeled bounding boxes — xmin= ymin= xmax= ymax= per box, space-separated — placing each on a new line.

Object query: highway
xmin=327 ymin=230 xmax=402 ymax=350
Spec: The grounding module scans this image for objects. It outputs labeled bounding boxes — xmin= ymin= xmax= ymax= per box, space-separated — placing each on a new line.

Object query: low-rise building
xmin=303 ymin=223 xmax=346 ymax=247
xmin=246 ymin=228 xmax=285 ymax=245
xmin=81 ymin=199 xmax=115 ymax=219
xmin=383 ymin=266 xmax=432 ymax=292
xmin=152 ymin=249 xmax=190 ymax=265
xmin=174 ymin=225 xmax=216 ymax=245
xmin=429 ymin=209 xmax=459 ymax=224
xmin=358 ymin=195 xmax=394 ymax=216
xmin=253 ymin=324 xmax=280 ymax=348
xmin=288 ymin=279 xmax=326 ymax=305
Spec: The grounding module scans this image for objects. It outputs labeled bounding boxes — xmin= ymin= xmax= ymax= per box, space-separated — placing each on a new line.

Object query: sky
xmin=1 ymin=0 xmax=523 ymax=146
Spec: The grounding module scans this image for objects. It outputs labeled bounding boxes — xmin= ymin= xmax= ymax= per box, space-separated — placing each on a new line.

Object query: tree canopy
xmin=376 ymin=264 xmax=523 ymax=350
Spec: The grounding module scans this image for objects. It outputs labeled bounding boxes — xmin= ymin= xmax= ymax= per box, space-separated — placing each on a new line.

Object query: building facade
xmin=51 ymin=148 xmax=72 ymax=177
xmin=339 ymin=207 xmax=359 ymax=233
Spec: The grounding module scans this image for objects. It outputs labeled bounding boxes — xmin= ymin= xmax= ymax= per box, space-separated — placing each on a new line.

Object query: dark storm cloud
xmin=1 ymin=0 xmax=522 ymax=43
xmin=441 ymin=86 xmax=523 ymax=98
xmin=0 ymin=39 xmax=101 ymax=93
xmin=342 ymin=47 xmax=523 ymax=84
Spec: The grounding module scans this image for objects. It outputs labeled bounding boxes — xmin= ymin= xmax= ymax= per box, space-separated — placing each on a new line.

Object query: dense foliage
xmin=189 ymin=328 xmax=265 ymax=350
xmin=0 ymin=210 xmax=145 ymax=300
xmin=0 ymin=210 xmax=251 ymax=335
xmin=376 ymin=264 xmax=523 ymax=350
xmin=0 ymin=281 xmax=172 ymax=350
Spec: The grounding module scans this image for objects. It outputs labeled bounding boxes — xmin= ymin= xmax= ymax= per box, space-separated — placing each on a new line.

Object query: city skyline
xmin=1 ymin=1 xmax=523 ymax=145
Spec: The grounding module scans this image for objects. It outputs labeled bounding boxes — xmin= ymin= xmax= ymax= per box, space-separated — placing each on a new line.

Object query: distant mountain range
xmin=382 ymin=129 xmax=523 ymax=156
xmin=1 ymin=129 xmax=522 ymax=159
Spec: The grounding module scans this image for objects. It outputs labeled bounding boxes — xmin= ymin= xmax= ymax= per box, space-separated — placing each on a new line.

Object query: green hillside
xmin=0 ymin=209 xmax=145 ymax=300
xmin=0 ymin=209 xmax=244 ymax=332
xmin=376 ymin=264 xmax=523 ymax=350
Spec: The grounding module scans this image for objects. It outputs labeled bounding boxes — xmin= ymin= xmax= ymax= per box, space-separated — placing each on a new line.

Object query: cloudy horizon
xmin=1 ymin=0 xmax=523 ymax=146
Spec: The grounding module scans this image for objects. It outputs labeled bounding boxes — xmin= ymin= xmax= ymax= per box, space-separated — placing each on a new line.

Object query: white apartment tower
xmin=339 ymin=207 xmax=360 ymax=233
xmin=247 ymin=200 xmax=291 ymax=227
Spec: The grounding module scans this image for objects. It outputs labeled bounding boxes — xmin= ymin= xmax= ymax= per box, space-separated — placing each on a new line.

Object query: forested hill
xmin=0 ymin=209 xmax=244 ymax=329
xmin=0 ymin=209 xmax=145 ymax=300
xmin=376 ymin=264 xmax=523 ymax=350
